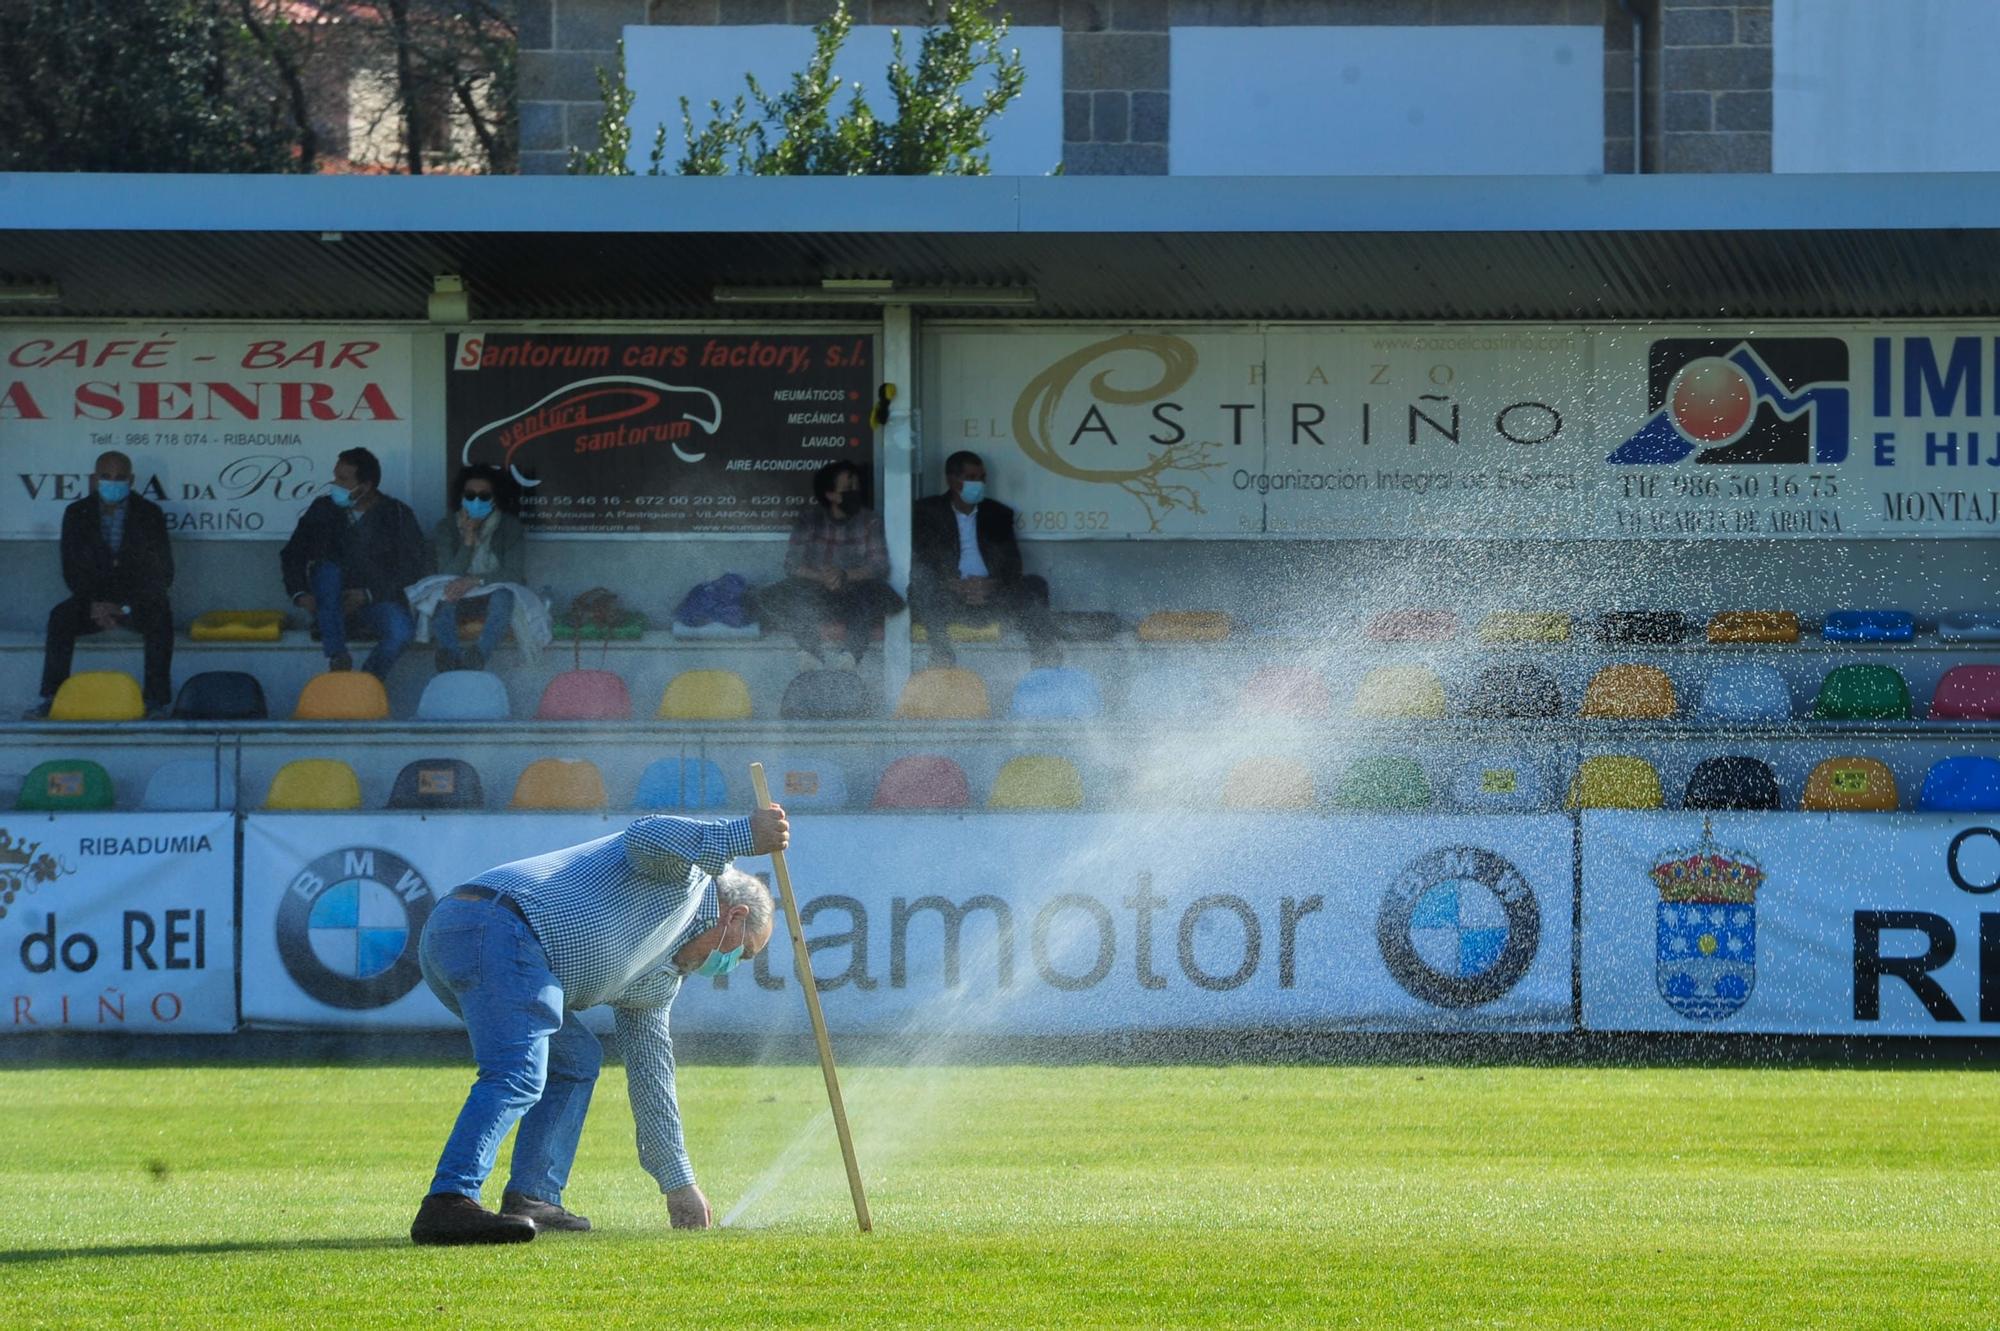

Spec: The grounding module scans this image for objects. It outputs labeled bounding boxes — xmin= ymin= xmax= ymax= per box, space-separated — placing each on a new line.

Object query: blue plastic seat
xmin=141 ymin=759 xmax=238 ymax=811
xmin=1939 ymin=611 xmax=2000 ymax=643
xmin=1695 ymin=664 xmax=1794 ymax=724
xmin=764 ymin=756 xmax=850 ymax=810
xmin=635 ymin=758 xmax=729 ymax=810
xmin=1008 ymin=667 xmax=1105 ymax=720
xmin=1918 ymin=757 xmax=2000 ymax=812
xmin=416 ymin=670 xmax=511 ymax=721
xmin=1822 ymin=609 xmax=1914 ymax=643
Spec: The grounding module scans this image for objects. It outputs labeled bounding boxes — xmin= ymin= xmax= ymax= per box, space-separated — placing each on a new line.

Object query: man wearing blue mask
xmin=27 ymin=450 xmax=176 ymax=719
xmin=410 ymin=806 xmax=788 ymax=1245
xmin=910 ymin=450 xmax=1059 ymax=668
xmin=279 ymin=446 xmax=431 ymax=678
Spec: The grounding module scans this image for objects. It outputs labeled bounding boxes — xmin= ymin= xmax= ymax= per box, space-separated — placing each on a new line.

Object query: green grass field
xmin=6 ymin=1060 xmax=1999 ymax=1328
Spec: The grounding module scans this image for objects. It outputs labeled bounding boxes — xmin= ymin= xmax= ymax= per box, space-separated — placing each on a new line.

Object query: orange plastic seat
xmin=1579 ymin=664 xmax=1678 ymax=720
xmin=894 ymin=668 xmax=991 ymax=720
xmin=292 ymin=671 xmax=391 ymax=721
xmin=510 ymin=758 xmax=608 ymax=810
xmin=1222 ymin=757 xmax=1316 ymax=810
xmin=49 ymin=670 xmax=144 ymax=721
xmin=872 ymin=755 xmax=972 ymax=809
xmin=1800 ymin=757 xmax=1899 ymax=812
xmin=1707 ymin=611 xmax=1799 ymax=644
xmin=1238 ymin=666 xmax=1333 ymax=718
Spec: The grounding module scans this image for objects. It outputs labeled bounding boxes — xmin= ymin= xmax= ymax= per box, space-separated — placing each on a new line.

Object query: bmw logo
xmin=278 ymin=847 xmax=434 ymax=1010
xmin=1376 ymin=845 xmax=1540 ymax=1009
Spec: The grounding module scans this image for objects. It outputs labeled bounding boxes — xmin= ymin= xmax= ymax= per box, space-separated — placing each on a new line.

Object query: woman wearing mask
xmin=759 ymin=460 xmax=904 ymax=671
xmin=429 ymin=465 xmax=526 ymax=672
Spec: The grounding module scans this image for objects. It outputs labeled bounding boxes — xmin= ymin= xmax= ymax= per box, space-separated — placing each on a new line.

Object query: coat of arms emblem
xmin=1654 ymin=819 xmax=1762 ymax=1021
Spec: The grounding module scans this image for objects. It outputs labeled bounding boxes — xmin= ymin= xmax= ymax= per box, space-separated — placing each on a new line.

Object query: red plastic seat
xmin=535 ymin=669 xmax=633 ymax=721
xmin=1237 ymin=666 xmax=1333 ymax=718
xmin=1929 ymin=665 xmax=2000 ymax=720
xmin=871 ymin=755 xmax=971 ymax=809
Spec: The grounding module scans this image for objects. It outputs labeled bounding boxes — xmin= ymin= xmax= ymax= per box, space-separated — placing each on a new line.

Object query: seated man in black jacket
xmin=281 ymin=447 xmax=432 ymax=678
xmin=910 ymin=451 xmax=1058 ymax=668
xmin=28 ymin=451 xmax=175 ymax=718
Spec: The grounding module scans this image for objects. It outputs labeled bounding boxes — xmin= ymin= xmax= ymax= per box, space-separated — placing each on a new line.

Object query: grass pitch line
xmin=749 ymin=761 xmax=872 ymax=1234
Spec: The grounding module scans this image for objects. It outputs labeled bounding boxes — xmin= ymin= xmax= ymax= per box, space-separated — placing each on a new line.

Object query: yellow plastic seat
xmin=1565 ymin=756 xmax=1664 ymax=810
xmin=1800 ymin=756 xmax=1899 ymax=812
xmin=912 ymin=622 xmax=1003 ymax=643
xmin=1137 ymin=611 xmax=1232 ymax=643
xmin=1706 ymin=610 xmax=1799 ymax=644
xmin=293 ymin=671 xmax=391 ymax=721
xmin=1477 ymin=612 xmax=1572 ymax=644
xmin=894 ymin=667 xmax=991 ymax=720
xmin=1222 ymin=756 xmax=1316 ymax=810
xmin=190 ymin=610 xmax=284 ymax=642
xmin=265 ymin=759 xmax=363 ymax=810
xmin=1579 ymin=664 xmax=1679 ymax=720
xmin=49 ymin=670 xmax=145 ymax=721
xmin=987 ymin=755 xmax=1085 ymax=809
xmin=510 ymin=758 xmax=608 ymax=810
xmin=657 ymin=669 xmax=753 ymax=721
xmin=1351 ymin=665 xmax=1448 ymax=719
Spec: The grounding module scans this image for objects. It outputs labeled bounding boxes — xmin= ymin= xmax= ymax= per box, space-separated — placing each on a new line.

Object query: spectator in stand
xmin=911 ymin=450 xmax=1058 ymax=668
xmin=428 ymin=465 xmax=526 ymax=673
xmin=758 ymin=460 xmax=904 ymax=671
xmin=26 ymin=450 xmax=175 ymax=719
xmin=281 ymin=446 xmax=431 ymax=678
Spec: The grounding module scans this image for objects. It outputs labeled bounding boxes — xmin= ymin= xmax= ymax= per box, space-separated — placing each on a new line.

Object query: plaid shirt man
xmin=783 ymin=504 xmax=889 ymax=580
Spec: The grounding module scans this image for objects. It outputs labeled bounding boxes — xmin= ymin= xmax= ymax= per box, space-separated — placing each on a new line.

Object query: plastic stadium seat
xmin=1579 ymin=665 xmax=1679 ymax=720
xmin=1222 ymin=757 xmax=1316 ymax=811
xmin=780 ymin=669 xmax=875 ymax=721
xmin=1810 ymin=665 xmax=1912 ymax=721
xmin=510 ymin=758 xmax=608 ymax=810
xmin=912 ymin=621 xmax=1002 ymax=644
xmin=1054 ymin=611 xmax=1124 ymax=642
xmin=1477 ymin=612 xmax=1571 ymax=644
xmin=1929 ymin=665 xmax=2000 ymax=720
xmin=1335 ymin=756 xmax=1433 ymax=811
xmin=416 ymin=670 xmax=511 ymax=721
xmin=658 ymin=670 xmax=753 ymax=721
xmin=1822 ymin=609 xmax=1914 ymax=643
xmin=1696 ymin=664 xmax=1794 ymax=724
xmin=1707 ymin=610 xmax=1800 ymax=644
xmin=535 ymin=670 xmax=632 ymax=721
xmin=1566 ymin=756 xmax=1664 ymax=811
xmin=1800 ymin=757 xmax=1899 ymax=812
xmin=1919 ymin=757 xmax=2000 ymax=812
xmin=1683 ymin=756 xmax=1783 ymax=812
xmin=189 ymin=610 xmax=284 ymax=642
xmin=894 ymin=668 xmax=991 ymax=720
xmin=1119 ymin=665 xmax=1216 ymax=719
xmin=1349 ymin=666 xmax=1446 ymax=719
xmin=1137 ymin=611 xmax=1231 ymax=643
xmin=1939 ymin=611 xmax=2000 ymax=643
xmin=1008 ymin=667 xmax=1105 ymax=721
xmin=765 ymin=757 xmax=850 ymax=810
xmin=265 ymin=759 xmax=363 ymax=810
xmin=1594 ymin=611 xmax=1689 ymax=645
xmin=1239 ymin=665 xmax=1334 ymax=719
xmin=988 ymin=755 xmax=1086 ymax=810
xmin=635 ymin=758 xmax=729 ymax=810
xmin=872 ymin=756 xmax=972 ymax=809
xmin=141 ymin=759 xmax=236 ymax=811
xmin=1449 ymin=753 xmax=1551 ymax=812
xmin=50 ymin=671 xmax=144 ymax=721
xmin=16 ymin=760 xmax=114 ymax=811
xmin=293 ymin=671 xmax=391 ymax=721
xmin=387 ymin=759 xmax=484 ymax=811
xmin=171 ymin=670 xmax=269 ymax=721
xmin=1366 ymin=609 xmax=1458 ymax=643
xmin=1462 ymin=663 xmax=1564 ymax=719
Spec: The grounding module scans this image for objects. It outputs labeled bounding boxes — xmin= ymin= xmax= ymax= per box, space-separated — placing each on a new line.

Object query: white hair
xmin=716 ymin=866 xmax=774 ymax=936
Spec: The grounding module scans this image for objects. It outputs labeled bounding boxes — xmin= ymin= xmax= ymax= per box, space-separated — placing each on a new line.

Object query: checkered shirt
xmin=783 ymin=504 xmax=889 ymax=579
xmin=470 ymin=814 xmax=755 ymax=1192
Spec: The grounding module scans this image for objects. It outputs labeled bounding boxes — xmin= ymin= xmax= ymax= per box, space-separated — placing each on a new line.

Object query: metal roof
xmin=4 ymin=172 xmax=2000 ymax=323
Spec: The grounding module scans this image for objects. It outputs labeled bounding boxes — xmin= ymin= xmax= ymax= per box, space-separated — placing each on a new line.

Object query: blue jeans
xmin=311 ymin=561 xmax=414 ymax=678
xmin=432 ymin=587 xmax=514 ymax=668
xmin=418 ymin=894 xmax=602 ymax=1205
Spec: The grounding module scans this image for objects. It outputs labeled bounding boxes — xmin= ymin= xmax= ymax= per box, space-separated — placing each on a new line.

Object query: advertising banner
xmin=0 ymin=813 xmax=235 ymax=1035
xmin=930 ymin=323 xmax=2000 ymax=540
xmin=241 ymin=812 xmax=1573 ymax=1035
xmin=445 ymin=331 xmax=877 ymax=535
xmin=0 ymin=327 xmax=413 ymax=539
xmin=1583 ymin=811 xmax=2000 ymax=1036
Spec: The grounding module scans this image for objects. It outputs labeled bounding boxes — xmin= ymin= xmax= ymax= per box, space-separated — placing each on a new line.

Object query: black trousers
xmin=910 ymin=573 xmax=1057 ymax=664
xmin=758 ymin=577 xmax=906 ymax=657
xmin=41 ymin=595 xmax=174 ymax=707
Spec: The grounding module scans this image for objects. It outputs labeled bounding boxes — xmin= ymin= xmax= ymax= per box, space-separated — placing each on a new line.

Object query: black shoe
xmin=501 ymin=1190 xmax=590 ymax=1232
xmin=21 ymin=699 xmax=51 ymax=720
xmin=328 ymin=653 xmax=353 ymax=673
xmin=410 ymin=1192 xmax=536 ymax=1246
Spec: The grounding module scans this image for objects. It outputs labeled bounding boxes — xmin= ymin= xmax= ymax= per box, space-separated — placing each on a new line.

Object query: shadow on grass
xmin=0 ymin=1237 xmax=408 ymax=1264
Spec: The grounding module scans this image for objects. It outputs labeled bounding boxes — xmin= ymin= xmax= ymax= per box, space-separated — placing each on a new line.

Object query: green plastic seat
xmin=16 ymin=759 xmax=115 ymax=811
xmin=1334 ymin=756 xmax=1432 ymax=811
xmin=1810 ymin=664 xmax=1913 ymax=720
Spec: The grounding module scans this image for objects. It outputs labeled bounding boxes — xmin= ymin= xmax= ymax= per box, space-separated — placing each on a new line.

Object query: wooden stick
xmin=749 ymin=763 xmax=872 ymax=1233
